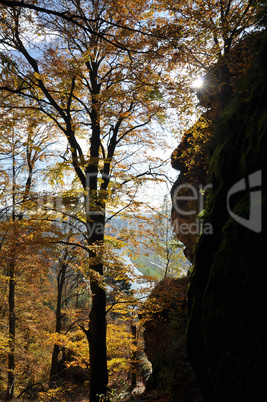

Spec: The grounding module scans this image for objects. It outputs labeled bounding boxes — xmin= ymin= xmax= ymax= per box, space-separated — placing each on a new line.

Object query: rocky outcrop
xmin=187 ymin=31 xmax=267 ymax=401
xmin=171 ymin=114 xmax=213 ymax=262
xmin=171 ymin=33 xmax=260 ymax=263
xmin=140 ymin=277 xmax=204 ymax=401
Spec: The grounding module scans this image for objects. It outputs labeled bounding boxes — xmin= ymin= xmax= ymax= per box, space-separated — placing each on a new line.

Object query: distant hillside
xmin=106 ymin=214 xmax=190 ymax=278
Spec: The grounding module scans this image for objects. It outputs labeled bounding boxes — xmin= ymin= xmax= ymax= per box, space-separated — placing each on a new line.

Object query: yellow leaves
xmin=173 ymin=113 xmax=213 ymax=175
xmin=0 ymin=333 xmax=10 ymax=358
xmin=118 ymin=111 xmax=131 ymax=120
xmin=104 ymin=235 xmax=126 ymax=249
xmin=39 ymin=386 xmax=74 ymax=401
xmin=47 ymin=332 xmax=67 ymax=346
xmin=45 ymin=160 xmax=74 ymax=187
xmin=140 ymin=276 xmax=188 ymax=327
xmin=106 ymin=321 xmax=133 ymax=374
xmin=47 ymin=330 xmax=88 ymax=367
xmin=33 ymin=72 xmax=43 ymax=81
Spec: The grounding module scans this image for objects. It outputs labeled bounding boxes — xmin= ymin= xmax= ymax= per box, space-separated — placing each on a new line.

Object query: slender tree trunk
xmin=7 ymin=134 xmax=16 ymax=400
xmin=86 ymin=203 xmax=109 ymax=402
xmin=7 ymin=262 xmax=15 ymax=400
xmin=131 ymin=324 xmax=137 ymax=389
xmin=88 ymin=276 xmax=108 ymax=402
xmin=49 ymin=263 xmax=67 ymax=388
xmin=49 ymin=344 xmax=61 ymax=389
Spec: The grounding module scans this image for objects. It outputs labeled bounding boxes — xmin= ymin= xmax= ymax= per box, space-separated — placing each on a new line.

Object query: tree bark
xmin=86 ymin=203 xmax=109 ymax=401
xmin=88 ymin=277 xmax=108 ymax=402
xmin=7 ymin=263 xmax=15 ymax=400
xmin=7 ymin=133 xmax=16 ymax=400
xmin=49 ymin=262 xmax=67 ymax=388
xmin=131 ymin=324 xmax=137 ymax=389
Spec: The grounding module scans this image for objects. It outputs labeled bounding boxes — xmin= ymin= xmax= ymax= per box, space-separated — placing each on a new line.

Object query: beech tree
xmin=0 ymin=2 xmax=180 ymax=400
xmin=161 ymin=0 xmax=261 ymax=67
xmin=0 ymin=110 xmax=59 ymax=398
xmin=163 ymin=0 xmax=264 ymax=117
xmin=0 ymin=218 xmax=56 ymax=398
xmin=49 ymin=252 xmax=70 ymax=389
xmin=47 ymin=234 xmax=94 ymax=392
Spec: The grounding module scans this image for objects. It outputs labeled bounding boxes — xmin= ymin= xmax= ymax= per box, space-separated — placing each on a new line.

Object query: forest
xmin=0 ymin=1 xmax=266 ymax=401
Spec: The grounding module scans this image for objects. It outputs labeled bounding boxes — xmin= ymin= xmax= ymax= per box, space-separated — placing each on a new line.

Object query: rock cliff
xmin=171 ymin=32 xmax=258 ymax=263
xmin=171 ymin=113 xmax=213 ymax=262
xmin=185 ymin=31 xmax=267 ymax=401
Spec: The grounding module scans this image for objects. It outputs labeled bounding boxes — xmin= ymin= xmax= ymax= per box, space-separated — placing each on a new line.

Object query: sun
xmin=192 ymin=77 xmax=204 ymax=88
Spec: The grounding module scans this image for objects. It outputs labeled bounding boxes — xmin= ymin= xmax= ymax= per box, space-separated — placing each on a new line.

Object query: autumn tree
xmin=161 ymin=0 xmax=264 ymax=113
xmin=0 ymin=1 xmax=182 ymax=400
xmin=161 ymin=0 xmax=261 ymax=68
xmin=50 ymin=250 xmax=69 ymax=376
xmin=0 ymin=110 xmax=60 ymax=398
xmin=49 ymin=239 xmax=90 ymax=388
xmin=0 ymin=219 xmax=58 ymax=397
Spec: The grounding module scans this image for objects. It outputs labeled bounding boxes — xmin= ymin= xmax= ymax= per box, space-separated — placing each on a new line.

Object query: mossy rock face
xmin=187 ymin=31 xmax=267 ymax=401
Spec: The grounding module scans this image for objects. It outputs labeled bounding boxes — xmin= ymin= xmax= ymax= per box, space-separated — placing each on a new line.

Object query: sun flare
xmin=192 ymin=77 xmax=204 ymax=88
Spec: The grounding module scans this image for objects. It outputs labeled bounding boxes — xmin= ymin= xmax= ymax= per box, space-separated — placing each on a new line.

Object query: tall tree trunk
xmin=49 ymin=344 xmax=61 ymax=389
xmin=131 ymin=324 xmax=137 ymax=389
xmin=88 ymin=276 xmax=108 ymax=402
xmin=7 ymin=133 xmax=16 ymax=400
xmin=49 ymin=262 xmax=67 ymax=388
xmin=86 ymin=204 xmax=109 ymax=402
xmin=7 ymin=262 xmax=15 ymax=400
